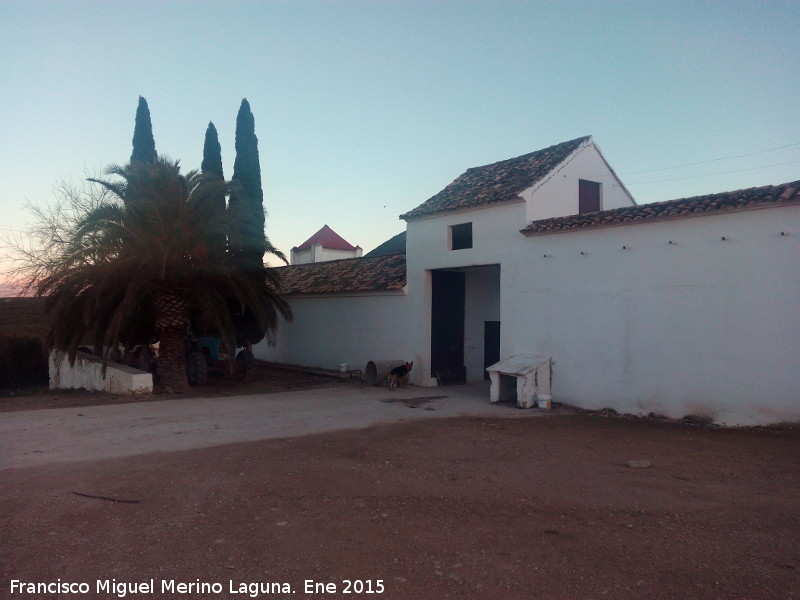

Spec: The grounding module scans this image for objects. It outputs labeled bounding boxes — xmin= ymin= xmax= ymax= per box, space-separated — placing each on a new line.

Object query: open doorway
xmin=431 ymin=270 xmax=466 ymax=384
xmin=430 ymin=265 xmax=500 ymax=385
xmin=484 ymin=321 xmax=501 ymax=380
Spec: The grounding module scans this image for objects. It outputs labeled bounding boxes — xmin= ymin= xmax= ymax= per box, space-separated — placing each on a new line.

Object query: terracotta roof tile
xmin=276 ymin=253 xmax=406 ymax=296
xmin=295 ymin=225 xmax=358 ymax=251
xmin=521 ymin=181 xmax=800 ymax=235
xmin=400 ymin=136 xmax=590 ymax=220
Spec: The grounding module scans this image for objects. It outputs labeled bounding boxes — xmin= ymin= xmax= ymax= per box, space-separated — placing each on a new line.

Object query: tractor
xmin=186 ymin=336 xmax=255 ymax=386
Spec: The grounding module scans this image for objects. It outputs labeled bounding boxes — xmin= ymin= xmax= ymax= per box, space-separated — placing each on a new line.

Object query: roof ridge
xmin=401 ymin=136 xmax=591 ymax=220
xmin=463 ymin=136 xmax=591 ymax=173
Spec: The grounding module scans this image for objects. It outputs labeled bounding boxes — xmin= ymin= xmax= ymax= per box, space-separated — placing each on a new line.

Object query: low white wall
xmin=254 ymin=292 xmax=415 ymax=374
xmin=49 ymin=351 xmax=153 ymax=395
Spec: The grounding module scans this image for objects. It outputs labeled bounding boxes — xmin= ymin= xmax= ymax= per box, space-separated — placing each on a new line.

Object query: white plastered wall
xmin=403 ymin=197 xmax=798 ymax=425
xmin=261 ymin=146 xmax=797 ymax=425
xmin=49 ymin=351 xmax=153 ymax=394
xmin=291 ymin=245 xmax=362 ymax=265
xmin=505 ymin=205 xmax=800 ymax=426
xmin=253 ymin=292 xmax=413 ymax=373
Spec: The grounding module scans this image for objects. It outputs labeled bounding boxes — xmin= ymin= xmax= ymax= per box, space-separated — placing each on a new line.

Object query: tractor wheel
xmin=187 ymin=351 xmax=208 ymax=386
xmin=235 ymin=349 xmax=256 ymax=382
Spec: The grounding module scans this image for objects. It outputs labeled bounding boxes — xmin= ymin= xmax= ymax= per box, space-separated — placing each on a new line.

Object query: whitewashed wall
xmin=291 ymin=244 xmax=362 ymax=265
xmin=505 ymin=205 xmax=800 ymax=425
xmin=49 ymin=351 xmax=153 ymax=394
xmin=403 ymin=198 xmax=798 ymax=425
xmin=254 ymin=292 xmax=413 ymax=373
xmin=265 ymin=145 xmax=797 ymax=425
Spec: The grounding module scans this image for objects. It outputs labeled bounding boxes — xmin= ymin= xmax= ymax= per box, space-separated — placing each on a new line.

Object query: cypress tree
xmin=130 ymin=96 xmax=157 ymax=163
xmin=228 ymin=99 xmax=269 ymax=349
xmin=201 ymin=121 xmax=227 ymax=261
xmin=229 ymin=98 xmax=266 ymax=272
xmin=201 ymin=121 xmax=224 ymax=179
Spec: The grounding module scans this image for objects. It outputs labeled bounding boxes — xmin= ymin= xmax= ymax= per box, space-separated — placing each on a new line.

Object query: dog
xmin=387 ymin=361 xmax=413 ymax=390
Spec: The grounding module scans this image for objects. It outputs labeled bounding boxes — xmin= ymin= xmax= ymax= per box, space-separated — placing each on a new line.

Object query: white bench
xmin=486 ymin=354 xmax=552 ymax=409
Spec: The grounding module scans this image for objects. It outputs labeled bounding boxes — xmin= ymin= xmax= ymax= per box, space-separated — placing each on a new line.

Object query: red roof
xmin=295 ymin=225 xmax=358 ymax=251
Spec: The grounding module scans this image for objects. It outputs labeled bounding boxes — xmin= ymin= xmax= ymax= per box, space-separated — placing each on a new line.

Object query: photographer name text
xmin=10 ymin=578 xmax=386 ymax=598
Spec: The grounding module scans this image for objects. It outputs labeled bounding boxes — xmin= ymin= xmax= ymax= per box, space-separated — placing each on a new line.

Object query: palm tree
xmin=36 ymin=157 xmax=290 ymax=391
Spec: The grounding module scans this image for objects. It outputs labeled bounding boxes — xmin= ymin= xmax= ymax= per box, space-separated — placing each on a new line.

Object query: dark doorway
xmin=483 ymin=321 xmax=501 ymax=380
xmin=431 ymin=270 xmax=466 ymax=384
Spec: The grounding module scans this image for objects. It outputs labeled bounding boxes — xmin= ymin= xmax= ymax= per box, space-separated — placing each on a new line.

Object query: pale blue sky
xmin=1 ymin=0 xmax=798 ymax=271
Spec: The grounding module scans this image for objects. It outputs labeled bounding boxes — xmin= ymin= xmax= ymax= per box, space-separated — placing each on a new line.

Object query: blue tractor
xmin=186 ymin=336 xmax=255 ymax=386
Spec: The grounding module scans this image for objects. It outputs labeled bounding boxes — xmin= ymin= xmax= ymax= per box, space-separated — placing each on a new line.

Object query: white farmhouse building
xmin=256 ymin=136 xmax=800 ymax=426
xmin=290 ymin=224 xmax=362 ymax=264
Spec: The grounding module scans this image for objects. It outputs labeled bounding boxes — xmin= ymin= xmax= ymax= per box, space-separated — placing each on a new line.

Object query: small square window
xmin=449 ymin=222 xmax=473 ymax=250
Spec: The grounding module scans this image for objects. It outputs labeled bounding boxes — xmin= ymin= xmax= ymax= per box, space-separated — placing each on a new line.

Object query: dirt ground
xmin=1 ymin=369 xmax=799 ymax=599
xmin=0 ymin=364 xmax=341 ymax=412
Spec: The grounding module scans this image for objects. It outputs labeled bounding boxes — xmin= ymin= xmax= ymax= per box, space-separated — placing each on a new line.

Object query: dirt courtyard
xmin=2 ymin=388 xmax=798 ymax=600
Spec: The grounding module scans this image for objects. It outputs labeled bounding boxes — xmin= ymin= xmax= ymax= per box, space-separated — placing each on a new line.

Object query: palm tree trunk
xmin=153 ymin=290 xmax=189 ymax=391
xmin=157 ymin=326 xmax=188 ymax=390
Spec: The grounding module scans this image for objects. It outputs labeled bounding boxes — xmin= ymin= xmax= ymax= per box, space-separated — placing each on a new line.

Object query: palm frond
xmin=35 ymin=155 xmax=291 ymax=377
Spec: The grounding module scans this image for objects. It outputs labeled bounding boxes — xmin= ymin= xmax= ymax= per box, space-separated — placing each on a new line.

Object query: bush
xmin=0 ymin=336 xmax=49 ymax=389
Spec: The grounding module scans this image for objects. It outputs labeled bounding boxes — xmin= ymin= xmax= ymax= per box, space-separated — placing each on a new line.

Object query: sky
xmin=1 ymin=0 xmax=798 ymax=286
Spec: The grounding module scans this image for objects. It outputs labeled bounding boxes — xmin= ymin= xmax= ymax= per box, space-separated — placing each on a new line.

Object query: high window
xmin=579 ymin=179 xmax=601 ymax=214
xmin=449 ymin=222 xmax=473 ymax=250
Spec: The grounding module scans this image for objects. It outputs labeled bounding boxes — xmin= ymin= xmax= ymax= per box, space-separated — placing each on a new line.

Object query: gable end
xmin=400 ymin=136 xmax=591 ymax=221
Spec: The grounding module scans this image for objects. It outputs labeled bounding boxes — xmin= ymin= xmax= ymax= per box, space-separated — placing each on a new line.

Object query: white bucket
xmin=338 ymin=363 xmax=349 ymax=373
xmin=538 ymin=395 xmax=552 ymax=410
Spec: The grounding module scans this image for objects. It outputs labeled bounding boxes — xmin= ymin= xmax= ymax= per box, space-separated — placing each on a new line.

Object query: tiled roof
xmin=364 ymin=231 xmax=406 ymax=257
xmin=275 ymin=253 xmax=406 ymax=296
xmin=521 ymin=181 xmax=800 ymax=236
xmin=294 ymin=225 xmax=358 ymax=251
xmin=400 ymin=136 xmax=590 ymax=220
